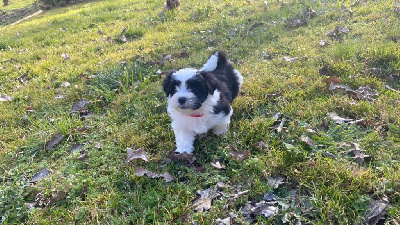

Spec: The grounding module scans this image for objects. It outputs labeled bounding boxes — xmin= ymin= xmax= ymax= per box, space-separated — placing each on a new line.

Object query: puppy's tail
xmin=200 ymin=51 xmax=228 ymax=72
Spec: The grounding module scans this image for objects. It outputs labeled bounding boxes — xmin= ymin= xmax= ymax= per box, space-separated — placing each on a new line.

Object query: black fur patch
xmin=163 ymin=70 xmax=178 ymax=97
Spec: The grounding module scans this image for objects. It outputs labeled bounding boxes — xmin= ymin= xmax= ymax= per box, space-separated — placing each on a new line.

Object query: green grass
xmin=1 ymin=0 xmax=400 ymax=224
xmin=0 ymin=0 xmax=37 ymax=12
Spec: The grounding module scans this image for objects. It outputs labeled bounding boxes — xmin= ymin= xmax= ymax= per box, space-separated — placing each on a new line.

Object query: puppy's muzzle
xmin=177 ymin=97 xmax=201 ymax=110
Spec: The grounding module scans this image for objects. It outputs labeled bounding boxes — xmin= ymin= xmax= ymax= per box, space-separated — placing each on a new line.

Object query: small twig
xmin=223 ymin=190 xmax=249 ymax=210
xmin=277 ymin=118 xmax=286 ymax=133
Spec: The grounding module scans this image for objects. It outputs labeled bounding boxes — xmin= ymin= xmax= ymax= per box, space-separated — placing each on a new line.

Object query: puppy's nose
xmin=178 ymin=97 xmax=187 ymax=105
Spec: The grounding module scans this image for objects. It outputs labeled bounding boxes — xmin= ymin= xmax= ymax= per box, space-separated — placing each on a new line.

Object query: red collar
xmin=188 ymin=113 xmax=204 ymax=118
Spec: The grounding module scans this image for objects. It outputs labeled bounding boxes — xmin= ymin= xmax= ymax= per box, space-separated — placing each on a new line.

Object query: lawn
xmin=0 ymin=0 xmax=400 ymax=224
xmin=0 ymin=0 xmax=37 ymax=12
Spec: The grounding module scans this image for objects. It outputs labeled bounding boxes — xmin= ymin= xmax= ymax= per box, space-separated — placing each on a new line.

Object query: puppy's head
xmin=163 ymin=68 xmax=216 ymax=112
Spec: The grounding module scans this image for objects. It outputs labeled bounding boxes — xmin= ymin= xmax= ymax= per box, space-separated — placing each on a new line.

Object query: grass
xmin=0 ymin=0 xmax=37 ymax=12
xmin=1 ymin=0 xmax=400 ymax=224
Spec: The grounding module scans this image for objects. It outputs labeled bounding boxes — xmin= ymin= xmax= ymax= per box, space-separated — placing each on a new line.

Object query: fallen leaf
xmin=25 ymin=202 xmax=37 ymax=209
xmin=60 ymin=82 xmax=70 ymax=87
xmin=229 ymin=146 xmax=250 ymax=162
xmin=307 ymin=128 xmax=317 ymax=134
xmin=349 ymin=142 xmax=371 ymax=165
xmin=119 ymin=34 xmax=127 ymax=43
xmin=319 ymin=39 xmax=331 ymax=46
xmin=34 ymin=191 xmax=67 ymax=207
xmin=272 ymin=112 xmax=282 ymax=121
xmin=0 ymin=94 xmax=14 ymax=102
xmin=367 ymin=198 xmax=388 ymax=225
xmin=241 ymin=200 xmax=279 ymax=220
xmin=61 ymin=54 xmax=70 ymax=60
xmin=283 ymin=56 xmax=298 ymax=62
xmin=322 ymin=76 xmax=342 ymax=85
xmin=31 ymin=168 xmax=51 ymax=182
xmin=268 ymin=176 xmax=285 ymax=189
xmin=385 ymin=84 xmax=399 ymax=92
xmin=69 ymin=143 xmax=85 ymax=153
xmin=17 ymin=73 xmax=29 ymax=84
xmin=328 ymin=112 xmax=354 ymax=124
xmin=78 ymin=153 xmax=89 ymax=160
xmin=126 ymin=147 xmax=149 ymax=163
xmin=263 ymin=192 xmax=278 ymax=202
xmin=300 ymin=134 xmax=314 ymax=146
xmin=275 ymin=118 xmax=286 ymax=133
xmin=71 ymin=100 xmax=90 ymax=113
xmin=216 ymin=181 xmax=225 ymax=191
xmin=211 ymin=159 xmax=226 ymax=170
xmin=329 ymin=83 xmax=378 ymax=101
xmin=285 ymin=19 xmax=307 ymax=28
xmin=192 ymin=188 xmax=221 ymax=212
xmin=258 ymin=141 xmax=268 ymax=150
xmin=167 ymin=151 xmax=196 ymax=164
xmin=46 ymin=132 xmax=66 ymax=150
xmin=134 ymin=167 xmax=175 ymax=182
xmin=326 ymin=26 xmax=349 ymax=38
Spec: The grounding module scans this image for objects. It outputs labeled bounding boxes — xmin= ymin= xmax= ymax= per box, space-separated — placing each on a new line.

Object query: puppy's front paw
xmin=213 ymin=124 xmax=228 ymax=135
xmin=174 ymin=147 xmax=193 ymax=154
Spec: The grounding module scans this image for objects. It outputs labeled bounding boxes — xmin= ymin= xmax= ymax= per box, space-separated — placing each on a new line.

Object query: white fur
xmin=233 ymin=69 xmax=243 ymax=87
xmin=200 ymin=52 xmax=219 ymax=72
xmin=167 ymin=89 xmax=232 ymax=154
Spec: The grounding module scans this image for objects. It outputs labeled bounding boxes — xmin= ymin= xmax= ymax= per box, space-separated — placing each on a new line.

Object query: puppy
xmin=163 ymin=51 xmax=243 ymax=154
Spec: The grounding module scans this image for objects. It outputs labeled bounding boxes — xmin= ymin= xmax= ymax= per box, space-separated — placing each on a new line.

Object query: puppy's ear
xmin=163 ymin=70 xmax=176 ymax=96
xmin=199 ymin=72 xmax=218 ymax=95
xmin=200 ymin=51 xmax=228 ymax=72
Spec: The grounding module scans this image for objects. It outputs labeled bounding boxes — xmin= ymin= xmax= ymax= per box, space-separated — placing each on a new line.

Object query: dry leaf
xmin=167 ymin=151 xmax=196 ymax=164
xmin=300 ymin=134 xmax=314 ymax=146
xmin=69 ymin=143 xmax=85 ymax=153
xmin=211 ymin=159 xmax=226 ymax=170
xmin=349 ymin=142 xmax=371 ymax=165
xmin=319 ymin=39 xmax=331 ymax=46
xmin=31 ymin=168 xmax=51 ymax=182
xmin=285 ymin=19 xmax=307 ymax=28
xmin=322 ymin=76 xmax=342 ymax=85
xmin=283 ymin=56 xmax=298 ymax=62
xmin=329 ymin=83 xmax=378 ymax=101
xmin=119 ymin=34 xmax=127 ymax=43
xmin=0 ymin=94 xmax=14 ymax=102
xmin=61 ymin=54 xmax=70 ymax=60
xmin=134 ymin=167 xmax=175 ymax=182
xmin=46 ymin=132 xmax=66 ymax=150
xmin=60 ymin=82 xmax=70 ymax=87
xmin=126 ymin=147 xmax=149 ymax=163
xmin=229 ymin=146 xmax=249 ymax=162
xmin=192 ymin=188 xmax=221 ymax=212
xmin=241 ymin=200 xmax=279 ymax=219
xmin=367 ymin=198 xmax=388 ymax=225
xmin=328 ymin=112 xmax=354 ymax=124
xmin=71 ymin=100 xmax=90 ymax=113
xmin=263 ymin=193 xmax=278 ymax=202
xmin=275 ymin=118 xmax=286 ymax=133
xmin=268 ymin=176 xmax=285 ymax=189
xmin=258 ymin=141 xmax=268 ymax=150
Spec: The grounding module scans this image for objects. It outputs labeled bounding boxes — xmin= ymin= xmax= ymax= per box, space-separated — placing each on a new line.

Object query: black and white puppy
xmin=163 ymin=51 xmax=243 ymax=153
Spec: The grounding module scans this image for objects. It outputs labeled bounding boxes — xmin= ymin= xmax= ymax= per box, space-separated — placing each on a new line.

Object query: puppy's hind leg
xmin=213 ymin=114 xmax=231 ymax=135
xmin=213 ymin=123 xmax=229 ymax=135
